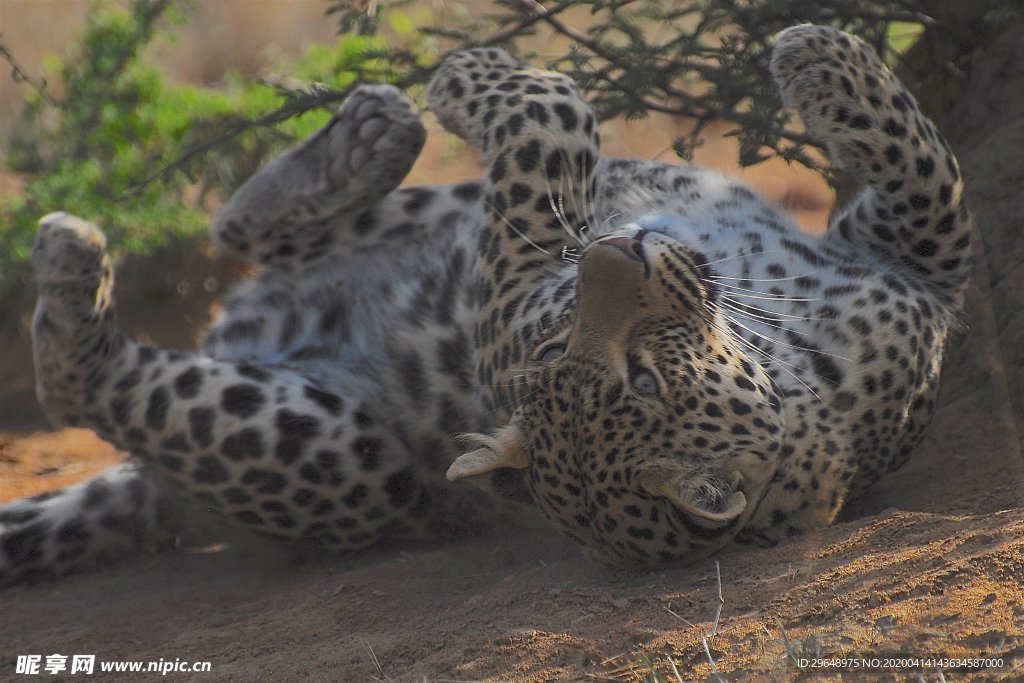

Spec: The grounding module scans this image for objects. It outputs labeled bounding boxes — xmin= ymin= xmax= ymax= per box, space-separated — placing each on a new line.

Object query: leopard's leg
xmin=0 ymin=463 xmax=183 ymax=586
xmin=771 ymin=25 xmax=972 ymax=304
xmin=212 ymin=84 xmax=426 ymax=265
xmin=426 ymin=49 xmax=601 ymax=393
xmin=204 ymin=84 xmax=481 ymax=365
xmin=10 ymin=214 xmax=424 ymax=585
xmin=427 ymin=49 xmax=600 ymax=253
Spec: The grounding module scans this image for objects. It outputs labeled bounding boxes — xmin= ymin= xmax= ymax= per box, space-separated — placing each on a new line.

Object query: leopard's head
xmin=450 ymin=228 xmax=786 ymax=565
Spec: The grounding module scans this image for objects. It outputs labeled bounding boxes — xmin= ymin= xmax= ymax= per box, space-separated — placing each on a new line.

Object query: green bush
xmin=0 ymin=0 xmax=393 ymax=263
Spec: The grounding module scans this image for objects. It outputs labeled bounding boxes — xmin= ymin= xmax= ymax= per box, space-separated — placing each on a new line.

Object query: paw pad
xmin=325 ymin=84 xmax=425 ymax=188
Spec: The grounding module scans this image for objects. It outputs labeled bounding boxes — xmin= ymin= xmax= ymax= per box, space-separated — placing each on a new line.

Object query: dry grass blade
xmin=599 ymin=648 xmax=632 ymax=666
xmin=710 ymin=560 xmax=724 ymax=640
xmin=361 ymin=638 xmax=391 ymax=682
xmin=702 ymin=635 xmax=726 ymax=683
xmin=666 ymin=656 xmax=686 ymax=683
xmin=663 ymin=604 xmax=697 ymax=629
xmin=768 ymin=618 xmax=806 ymax=673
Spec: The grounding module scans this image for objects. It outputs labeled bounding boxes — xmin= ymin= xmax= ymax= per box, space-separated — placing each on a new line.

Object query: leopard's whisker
xmin=579 ymin=147 xmax=598 ymax=245
xmin=707 ymin=303 xmax=823 ymax=403
xmin=545 ymin=178 xmax=586 ymax=248
xmin=717 ymin=306 xmax=853 ymax=364
xmin=710 ymin=280 xmax=808 ymax=297
xmin=719 ymin=295 xmax=829 ymax=322
xmin=487 ymin=384 xmax=544 ymax=415
xmin=708 ymin=271 xmax=820 ymax=284
xmin=485 ymin=198 xmax=551 ymax=255
xmin=559 ymin=246 xmax=581 ymax=264
xmin=695 ymin=249 xmax=791 ymax=269
xmin=712 ymin=283 xmax=820 ymax=304
xmin=717 ymin=300 xmax=811 ymax=335
xmin=595 ymin=211 xmax=622 ymax=239
xmin=556 ymin=146 xmax=587 ymax=234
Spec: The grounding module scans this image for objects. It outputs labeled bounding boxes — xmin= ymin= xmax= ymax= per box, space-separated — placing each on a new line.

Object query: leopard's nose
xmin=595 ymin=231 xmax=646 ymax=262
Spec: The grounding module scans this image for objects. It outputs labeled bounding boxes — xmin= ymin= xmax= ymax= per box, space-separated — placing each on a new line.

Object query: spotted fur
xmin=1 ymin=26 xmax=971 ymax=583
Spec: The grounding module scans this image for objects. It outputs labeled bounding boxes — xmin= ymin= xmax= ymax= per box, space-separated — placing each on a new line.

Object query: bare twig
xmin=663 ymin=604 xmax=698 ymax=629
xmin=769 ymin=618 xmax=806 ymax=673
xmin=360 ymin=638 xmax=391 ymax=682
xmin=666 ymin=655 xmax=686 ymax=683
xmin=129 ymin=0 xmax=921 ymax=196
xmin=129 ymin=0 xmax=578 ymax=195
xmin=711 ymin=559 xmax=725 ymax=639
xmin=702 ymin=636 xmax=727 ymax=683
xmin=0 ymin=39 xmax=59 ymax=107
xmin=510 ymin=0 xmax=825 ymax=163
xmin=128 ymin=87 xmax=352 ymax=195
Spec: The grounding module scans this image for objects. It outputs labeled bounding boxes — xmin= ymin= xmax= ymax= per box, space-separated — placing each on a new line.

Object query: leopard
xmin=0 ymin=25 xmax=972 ymax=584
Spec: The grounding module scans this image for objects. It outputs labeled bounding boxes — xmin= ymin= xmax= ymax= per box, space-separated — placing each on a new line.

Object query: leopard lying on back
xmin=0 ymin=25 xmax=971 ymax=584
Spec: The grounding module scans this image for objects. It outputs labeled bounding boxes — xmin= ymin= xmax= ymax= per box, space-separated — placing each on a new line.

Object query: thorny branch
xmin=509 ymin=0 xmax=829 ymax=166
xmin=132 ymin=0 xmax=930 ymax=191
xmin=130 ymin=1 xmax=580 ymax=194
xmin=0 ymin=39 xmax=58 ymax=107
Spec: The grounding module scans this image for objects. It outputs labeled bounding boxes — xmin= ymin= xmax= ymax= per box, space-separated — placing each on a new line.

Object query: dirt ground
xmin=3 ymin=5 xmax=1024 ymax=682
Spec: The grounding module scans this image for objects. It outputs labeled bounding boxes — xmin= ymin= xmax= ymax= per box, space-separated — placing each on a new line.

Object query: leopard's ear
xmin=447 ymin=423 xmax=527 ymax=485
xmin=635 ymin=463 xmax=747 ymax=524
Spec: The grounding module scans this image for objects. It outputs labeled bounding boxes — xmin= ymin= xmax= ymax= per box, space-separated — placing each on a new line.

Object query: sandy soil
xmin=2 ymin=508 xmax=1023 ymax=682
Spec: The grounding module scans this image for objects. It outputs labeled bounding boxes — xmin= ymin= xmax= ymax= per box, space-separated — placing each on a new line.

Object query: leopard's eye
xmin=630 ymin=368 xmax=660 ymax=396
xmin=538 ymin=343 xmax=567 ymax=362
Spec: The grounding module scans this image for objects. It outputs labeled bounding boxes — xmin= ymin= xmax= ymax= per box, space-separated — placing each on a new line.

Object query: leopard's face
xmin=451 ymin=229 xmax=786 ymax=564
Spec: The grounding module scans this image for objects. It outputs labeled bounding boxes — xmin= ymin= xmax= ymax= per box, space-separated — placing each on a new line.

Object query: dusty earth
xmin=3 ymin=7 xmax=1024 ymax=682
